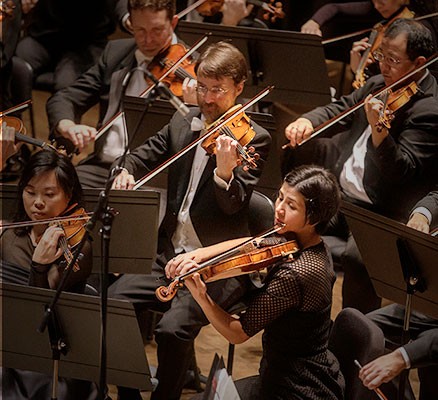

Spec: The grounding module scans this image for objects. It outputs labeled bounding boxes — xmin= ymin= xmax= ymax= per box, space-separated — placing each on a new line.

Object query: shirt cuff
xmin=398 ymin=347 xmax=411 ymax=369
xmin=410 ymin=207 xmax=432 ymax=225
xmin=213 ymin=168 xmax=234 ymax=190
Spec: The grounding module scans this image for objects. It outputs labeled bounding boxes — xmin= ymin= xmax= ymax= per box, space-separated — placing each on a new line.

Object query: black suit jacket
xmin=47 ymin=37 xmax=137 ymax=131
xmin=302 ymin=73 xmax=438 ymax=222
xmin=405 ymin=328 xmax=438 ymax=368
xmin=47 ymin=36 xmax=187 ymax=156
xmin=115 ymin=107 xmax=272 ymax=258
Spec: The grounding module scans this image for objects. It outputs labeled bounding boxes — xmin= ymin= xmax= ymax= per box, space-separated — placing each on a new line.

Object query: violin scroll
xmin=352 ymin=71 xmax=367 ymax=90
xmin=155 ymin=280 xmax=182 ymax=302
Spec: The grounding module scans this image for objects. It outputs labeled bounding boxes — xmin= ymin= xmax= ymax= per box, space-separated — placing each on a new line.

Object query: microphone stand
xmin=37 ymin=67 xmax=163 ymax=400
xmin=91 ymin=68 xmax=165 ymax=399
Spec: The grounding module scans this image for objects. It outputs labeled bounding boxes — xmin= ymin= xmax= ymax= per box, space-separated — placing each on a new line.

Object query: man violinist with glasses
xmin=109 ymin=41 xmax=271 ymax=400
xmin=47 ymin=0 xmax=193 ymax=189
xmin=283 ymin=18 xmax=438 ymax=315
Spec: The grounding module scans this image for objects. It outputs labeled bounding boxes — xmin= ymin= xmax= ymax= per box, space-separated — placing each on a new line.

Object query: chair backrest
xmin=248 ymin=190 xmax=275 ymax=236
xmin=11 ymin=56 xmax=34 ymax=104
xmin=329 ymin=308 xmax=385 ymax=400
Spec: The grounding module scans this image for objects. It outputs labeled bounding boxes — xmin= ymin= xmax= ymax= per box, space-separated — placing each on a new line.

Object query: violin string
xmin=220 ymin=125 xmax=251 ymax=159
xmin=0 ymin=214 xmax=92 ymax=229
xmin=176 ymin=224 xmax=286 ymax=281
xmin=163 ymin=59 xmax=194 ymax=80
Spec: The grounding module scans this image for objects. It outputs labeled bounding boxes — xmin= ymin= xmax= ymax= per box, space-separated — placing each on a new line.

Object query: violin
xmin=352 ymin=6 xmax=415 ymax=89
xmin=148 ymin=43 xmax=197 ymax=98
xmin=156 ymin=238 xmax=299 ymax=302
xmin=49 ymin=205 xmax=90 ymax=272
xmin=282 ymin=54 xmax=438 ymax=149
xmin=1 ymin=115 xmax=59 ymax=152
xmin=177 ymin=0 xmax=285 ymax=23
xmin=201 ymin=105 xmax=259 ymax=171
xmin=132 ymin=85 xmax=273 ymax=190
xmin=1 ymin=206 xmax=92 ymax=272
xmin=93 ymin=35 xmax=210 ymax=144
xmin=376 ymin=81 xmax=418 ymax=132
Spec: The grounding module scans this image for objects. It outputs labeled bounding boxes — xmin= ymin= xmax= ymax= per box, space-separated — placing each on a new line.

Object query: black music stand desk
xmin=176 ymin=21 xmax=331 ymax=107
xmin=0 ymin=185 xmax=161 ymax=274
xmin=0 ymin=282 xmax=153 ymax=390
xmin=341 ymin=201 xmax=438 ymax=319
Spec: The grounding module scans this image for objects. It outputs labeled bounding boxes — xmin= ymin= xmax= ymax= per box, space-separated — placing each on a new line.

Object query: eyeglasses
xmin=195 ymin=85 xmax=229 ymax=97
xmin=372 ymin=50 xmax=405 ymax=67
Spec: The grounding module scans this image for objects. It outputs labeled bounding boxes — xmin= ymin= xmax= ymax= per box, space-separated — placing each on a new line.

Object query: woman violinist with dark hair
xmin=1 ymin=149 xmax=92 ymax=292
xmin=168 ymin=165 xmax=345 ymax=399
xmin=0 ymin=149 xmax=96 ymax=400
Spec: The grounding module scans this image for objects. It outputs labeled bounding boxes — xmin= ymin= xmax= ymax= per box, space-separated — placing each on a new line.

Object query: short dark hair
xmin=384 ymin=18 xmax=435 ymax=60
xmin=128 ymin=0 xmax=175 ymax=19
xmin=283 ymin=165 xmax=341 ymax=234
xmin=195 ymin=41 xmax=248 ymax=84
xmin=14 ymin=150 xmax=83 ymax=233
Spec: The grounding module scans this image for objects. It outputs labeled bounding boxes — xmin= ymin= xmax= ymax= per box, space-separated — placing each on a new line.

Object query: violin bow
xmin=0 ymin=100 xmax=32 ymax=117
xmin=1 ymin=100 xmax=61 ymax=151
xmin=282 ymin=53 xmax=438 ymax=149
xmin=133 ymin=85 xmax=274 ymax=189
xmin=173 ymin=223 xmax=286 ymax=283
xmin=322 ymin=11 xmax=438 ymax=45
xmin=354 ymin=360 xmax=388 ymax=400
xmin=139 ymin=33 xmax=209 ymax=98
xmin=94 ymin=34 xmax=209 ymax=142
xmin=0 ymin=213 xmax=93 ymax=230
xmin=176 ymin=0 xmax=208 ymax=20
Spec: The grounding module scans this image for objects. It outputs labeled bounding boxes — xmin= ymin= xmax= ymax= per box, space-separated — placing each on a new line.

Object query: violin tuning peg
xmin=253 ymin=152 xmax=260 ymax=161
xmin=248 ymin=146 xmax=255 ymax=154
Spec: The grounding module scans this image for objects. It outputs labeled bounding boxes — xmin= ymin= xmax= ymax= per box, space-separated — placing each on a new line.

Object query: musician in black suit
xmin=46 ymin=0 xmax=186 ymax=188
xmin=283 ymin=19 xmax=438 ymax=313
xmin=362 ymin=190 xmax=438 ymax=399
xmin=108 ymin=41 xmax=271 ymax=400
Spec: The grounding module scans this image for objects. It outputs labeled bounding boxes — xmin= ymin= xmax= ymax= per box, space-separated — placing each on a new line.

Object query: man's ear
xmin=171 ymin=15 xmax=179 ymax=30
xmin=235 ymin=81 xmax=244 ymax=97
xmin=415 ymin=56 xmax=427 ymax=68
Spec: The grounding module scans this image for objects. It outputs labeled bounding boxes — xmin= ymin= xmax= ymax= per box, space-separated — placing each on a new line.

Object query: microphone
xmin=121 ymin=68 xmax=135 ymax=94
xmin=143 ymin=68 xmax=190 ymax=118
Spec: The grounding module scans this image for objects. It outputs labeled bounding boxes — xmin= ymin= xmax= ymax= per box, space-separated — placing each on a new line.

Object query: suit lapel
xmin=102 ymin=48 xmax=137 ymax=124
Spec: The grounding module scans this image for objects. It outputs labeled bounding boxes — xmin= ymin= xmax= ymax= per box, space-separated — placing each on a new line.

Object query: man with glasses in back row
xmin=46 ymin=0 xmax=187 ymax=189
xmin=283 ymin=18 xmax=438 ymax=314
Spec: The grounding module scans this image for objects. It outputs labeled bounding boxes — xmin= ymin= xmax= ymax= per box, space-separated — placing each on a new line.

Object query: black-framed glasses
xmin=372 ymin=50 xmax=404 ymax=67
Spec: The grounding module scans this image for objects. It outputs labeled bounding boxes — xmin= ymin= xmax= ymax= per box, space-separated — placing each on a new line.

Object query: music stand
xmin=340 ymin=201 xmax=438 ymax=319
xmin=122 ymin=97 xmax=282 ymax=197
xmin=341 ymin=201 xmax=438 ymax=397
xmin=82 ymin=188 xmax=161 ymax=274
xmin=0 ymin=282 xmax=153 ymax=390
xmin=176 ymin=21 xmax=331 ymax=107
xmin=0 ymin=184 xmax=161 ymax=274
